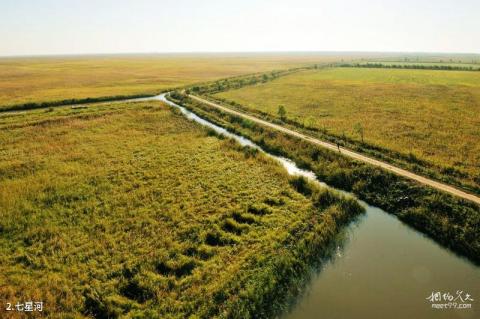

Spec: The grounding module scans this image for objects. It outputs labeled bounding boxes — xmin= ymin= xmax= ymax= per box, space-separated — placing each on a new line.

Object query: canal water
xmin=143 ymin=94 xmax=479 ymax=319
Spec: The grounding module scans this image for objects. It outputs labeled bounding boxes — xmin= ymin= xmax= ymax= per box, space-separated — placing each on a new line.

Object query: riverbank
xmin=283 ymin=207 xmax=480 ymax=319
xmin=168 ymin=93 xmax=480 ymax=264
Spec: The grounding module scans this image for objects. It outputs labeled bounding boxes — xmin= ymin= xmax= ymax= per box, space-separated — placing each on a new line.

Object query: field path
xmin=189 ymin=94 xmax=480 ymax=205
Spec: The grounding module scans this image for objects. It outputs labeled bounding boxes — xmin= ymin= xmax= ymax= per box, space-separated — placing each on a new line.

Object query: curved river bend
xmin=139 ymin=94 xmax=479 ymax=319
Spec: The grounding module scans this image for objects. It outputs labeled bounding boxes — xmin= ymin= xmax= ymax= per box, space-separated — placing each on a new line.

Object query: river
xmin=142 ymin=94 xmax=479 ymax=319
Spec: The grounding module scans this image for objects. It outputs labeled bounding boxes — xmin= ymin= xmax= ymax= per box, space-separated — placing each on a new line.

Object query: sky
xmin=0 ymin=0 xmax=479 ymax=56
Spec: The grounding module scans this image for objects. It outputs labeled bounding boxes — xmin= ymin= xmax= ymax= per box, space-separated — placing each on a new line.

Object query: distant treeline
xmin=339 ymin=63 xmax=480 ymax=71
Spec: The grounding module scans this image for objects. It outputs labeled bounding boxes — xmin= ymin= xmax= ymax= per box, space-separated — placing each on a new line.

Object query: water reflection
xmin=282 ymin=207 xmax=479 ymax=319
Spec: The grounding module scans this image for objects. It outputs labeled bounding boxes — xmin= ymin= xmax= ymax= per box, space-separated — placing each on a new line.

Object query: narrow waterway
xmin=143 ymin=94 xmax=479 ymax=319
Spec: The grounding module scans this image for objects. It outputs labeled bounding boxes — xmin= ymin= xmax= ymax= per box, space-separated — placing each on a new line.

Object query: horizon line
xmin=1 ymin=50 xmax=480 ymax=59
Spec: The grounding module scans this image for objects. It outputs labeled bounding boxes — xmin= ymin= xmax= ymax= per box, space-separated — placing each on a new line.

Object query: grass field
xmin=0 ymin=53 xmax=350 ymax=109
xmin=0 ymin=101 xmax=362 ymax=318
xmin=214 ymin=67 xmax=480 ymax=190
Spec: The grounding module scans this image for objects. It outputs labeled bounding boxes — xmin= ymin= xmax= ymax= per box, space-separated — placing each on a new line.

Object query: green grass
xmin=0 ymin=54 xmax=345 ymax=110
xmin=0 ymin=101 xmax=362 ymax=318
xmin=214 ymin=67 xmax=480 ymax=191
xmin=170 ymin=93 xmax=480 ymax=264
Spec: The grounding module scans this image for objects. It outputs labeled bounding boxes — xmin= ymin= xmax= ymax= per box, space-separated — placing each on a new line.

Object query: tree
xmin=277 ymin=105 xmax=286 ymax=120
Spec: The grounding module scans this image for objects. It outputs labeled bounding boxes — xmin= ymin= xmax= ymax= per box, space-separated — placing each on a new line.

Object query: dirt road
xmin=189 ymin=94 xmax=480 ymax=205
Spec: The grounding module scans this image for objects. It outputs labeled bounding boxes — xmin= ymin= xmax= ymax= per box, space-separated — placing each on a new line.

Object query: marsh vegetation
xmin=170 ymin=93 xmax=480 ymax=264
xmin=0 ymin=54 xmax=347 ymax=111
xmin=1 ymin=53 xmax=479 ymax=318
xmin=0 ymin=100 xmax=363 ymax=318
xmin=212 ymin=67 xmax=480 ymax=193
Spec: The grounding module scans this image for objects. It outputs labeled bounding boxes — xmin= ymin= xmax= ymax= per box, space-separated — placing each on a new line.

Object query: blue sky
xmin=0 ymin=0 xmax=478 ymax=56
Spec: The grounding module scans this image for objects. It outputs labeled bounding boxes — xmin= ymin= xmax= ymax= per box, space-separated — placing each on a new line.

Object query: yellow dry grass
xmin=0 ymin=54 xmax=345 ymax=108
xmin=215 ymin=67 xmax=480 ymax=187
